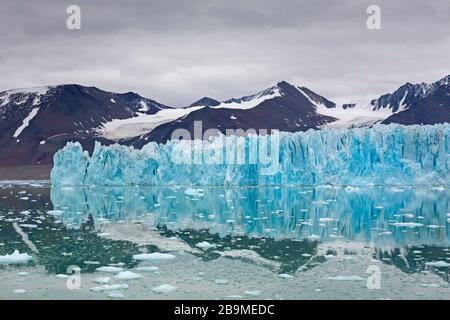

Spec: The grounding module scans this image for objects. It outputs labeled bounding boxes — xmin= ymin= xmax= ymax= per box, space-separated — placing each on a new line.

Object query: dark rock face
xmin=0 ymin=84 xmax=171 ymax=166
xmin=189 ymin=97 xmax=220 ymax=107
xmin=380 ymin=76 xmax=450 ymax=125
xmin=129 ymin=81 xmax=336 ymax=147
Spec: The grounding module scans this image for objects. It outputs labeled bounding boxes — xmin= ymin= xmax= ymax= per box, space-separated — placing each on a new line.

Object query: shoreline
xmin=0 ymin=165 xmax=52 ymax=180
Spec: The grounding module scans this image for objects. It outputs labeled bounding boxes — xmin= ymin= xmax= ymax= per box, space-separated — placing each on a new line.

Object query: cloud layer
xmin=1 ymin=0 xmax=449 ymax=106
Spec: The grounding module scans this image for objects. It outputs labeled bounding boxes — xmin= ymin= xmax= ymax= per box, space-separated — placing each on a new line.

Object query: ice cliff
xmin=51 ymin=124 xmax=449 ymax=186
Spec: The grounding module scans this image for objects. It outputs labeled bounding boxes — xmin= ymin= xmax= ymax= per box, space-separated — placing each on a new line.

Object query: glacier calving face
xmin=51 ymin=124 xmax=449 ymax=186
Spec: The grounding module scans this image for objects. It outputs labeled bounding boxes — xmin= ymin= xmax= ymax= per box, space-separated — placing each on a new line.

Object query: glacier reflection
xmin=51 ymin=185 xmax=450 ymax=248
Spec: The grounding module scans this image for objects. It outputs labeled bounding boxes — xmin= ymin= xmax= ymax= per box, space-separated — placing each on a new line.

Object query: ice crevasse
xmin=51 ymin=124 xmax=450 ymax=186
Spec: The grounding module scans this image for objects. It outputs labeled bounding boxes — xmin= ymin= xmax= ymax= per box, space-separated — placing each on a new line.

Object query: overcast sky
xmin=0 ymin=0 xmax=449 ymax=107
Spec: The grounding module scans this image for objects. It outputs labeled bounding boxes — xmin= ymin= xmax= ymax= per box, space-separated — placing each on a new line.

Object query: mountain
xmin=128 ymin=81 xmax=337 ymax=147
xmin=0 ymin=84 xmax=171 ymax=167
xmin=0 ymin=75 xmax=449 ymax=173
xmin=305 ymin=75 xmax=450 ymax=129
xmin=379 ymin=75 xmax=450 ymax=125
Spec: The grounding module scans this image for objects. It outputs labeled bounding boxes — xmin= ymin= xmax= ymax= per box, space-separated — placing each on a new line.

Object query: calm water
xmin=1 ymin=181 xmax=450 ymax=299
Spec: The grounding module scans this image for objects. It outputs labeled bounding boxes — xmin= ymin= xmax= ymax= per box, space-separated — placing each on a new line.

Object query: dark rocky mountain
xmin=0 ymin=84 xmax=171 ymax=167
xmin=189 ymin=97 xmax=220 ymax=107
xmin=379 ymin=75 xmax=450 ymax=125
xmin=129 ymin=81 xmax=337 ymax=147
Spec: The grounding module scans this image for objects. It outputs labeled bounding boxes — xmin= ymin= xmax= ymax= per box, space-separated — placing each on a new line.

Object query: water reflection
xmin=1 ymin=183 xmax=449 ymax=280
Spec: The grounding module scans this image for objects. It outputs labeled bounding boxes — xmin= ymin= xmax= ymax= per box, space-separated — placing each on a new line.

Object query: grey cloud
xmin=0 ymin=0 xmax=449 ymax=107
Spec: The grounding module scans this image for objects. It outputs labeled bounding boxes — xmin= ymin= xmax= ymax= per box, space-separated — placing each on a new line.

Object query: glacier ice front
xmin=51 ymin=124 xmax=449 ymax=186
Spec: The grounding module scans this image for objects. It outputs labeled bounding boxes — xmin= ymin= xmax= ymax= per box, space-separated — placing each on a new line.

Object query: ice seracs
xmin=51 ymin=124 xmax=450 ymax=187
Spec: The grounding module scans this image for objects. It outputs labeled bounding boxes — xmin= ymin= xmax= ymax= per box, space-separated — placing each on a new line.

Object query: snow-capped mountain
xmin=0 ymin=75 xmax=448 ymax=171
xmin=129 ymin=81 xmax=337 ymax=146
xmin=0 ymin=84 xmax=171 ymax=166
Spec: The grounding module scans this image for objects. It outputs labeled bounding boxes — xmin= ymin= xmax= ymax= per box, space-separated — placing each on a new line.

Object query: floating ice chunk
xmin=278 ymin=274 xmax=294 ymax=279
xmin=93 ymin=277 xmax=111 ymax=284
xmin=136 ymin=266 xmax=159 ymax=272
xmin=425 ymin=261 xmax=450 ymax=268
xmin=307 ymin=234 xmax=321 ymax=241
xmin=403 ymin=213 xmax=415 ymax=218
xmin=13 ymin=289 xmax=27 ymax=294
xmin=18 ymin=272 xmax=30 ymax=276
xmin=96 ymin=266 xmax=124 ymax=273
xmin=90 ymin=284 xmax=129 ymax=292
xmin=344 ymin=186 xmax=360 ymax=193
xmin=318 ymin=217 xmax=336 ymax=223
xmin=0 ymin=250 xmax=32 ymax=264
xmin=427 ymin=225 xmax=442 ymax=229
xmin=47 ymin=210 xmax=63 ymax=216
xmin=19 ymin=224 xmax=38 ymax=229
xmin=195 ymin=241 xmax=216 ymax=250
xmin=184 ymin=188 xmax=204 ymax=197
xmin=328 ymin=275 xmax=365 ymax=281
xmin=56 ymin=274 xmax=69 ymax=279
xmin=107 ymin=291 xmax=124 ymax=299
xmin=214 ymin=279 xmax=229 ymax=285
xmin=152 ymin=284 xmax=177 ymax=294
xmin=114 ymin=271 xmax=143 ymax=281
xmin=391 ymin=222 xmax=424 ymax=228
xmin=245 ymin=290 xmax=261 ymax=296
xmin=133 ymin=252 xmax=176 ymax=261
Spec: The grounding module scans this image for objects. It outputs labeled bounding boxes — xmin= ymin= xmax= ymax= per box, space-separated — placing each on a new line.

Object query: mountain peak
xmin=189 ymin=96 xmax=220 ymax=108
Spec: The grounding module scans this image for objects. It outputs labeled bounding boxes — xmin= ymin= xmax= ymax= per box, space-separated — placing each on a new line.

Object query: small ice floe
xmin=375 ymin=206 xmax=384 ymax=210
xmin=318 ymin=217 xmax=336 ymax=223
xmin=84 ymin=261 xmax=100 ymax=265
xmin=403 ymin=213 xmax=415 ymax=218
xmin=47 ymin=210 xmax=63 ymax=216
xmin=152 ymin=284 xmax=177 ymax=294
xmin=245 ymin=290 xmax=261 ymax=297
xmin=90 ymin=284 xmax=129 ymax=292
xmin=96 ymin=266 xmax=124 ymax=273
xmin=56 ymin=274 xmax=69 ymax=279
xmin=430 ymin=186 xmax=445 ymax=192
xmin=278 ymin=274 xmax=294 ymax=279
xmin=427 ymin=225 xmax=442 ymax=229
xmin=195 ymin=241 xmax=216 ymax=250
xmin=425 ymin=261 xmax=450 ymax=268
xmin=19 ymin=210 xmax=30 ymax=215
xmin=93 ymin=277 xmax=111 ymax=284
xmin=13 ymin=289 xmax=27 ymax=294
xmin=136 ymin=266 xmax=159 ymax=272
xmin=17 ymin=272 xmax=30 ymax=277
xmin=0 ymin=250 xmax=32 ymax=264
xmin=413 ymin=250 xmax=422 ymax=254
xmin=391 ymin=222 xmax=424 ymax=228
xmin=420 ymin=283 xmax=440 ymax=288
xmin=302 ymin=253 xmax=312 ymax=257
xmin=184 ymin=188 xmax=204 ymax=197
xmin=114 ymin=271 xmax=142 ymax=281
xmin=133 ymin=252 xmax=176 ymax=261
xmin=107 ymin=291 xmax=124 ymax=299
xmin=328 ymin=275 xmax=365 ymax=281
xmin=214 ymin=279 xmax=229 ymax=285
xmin=390 ymin=187 xmax=404 ymax=193
xmin=19 ymin=224 xmax=38 ymax=229
xmin=19 ymin=197 xmax=29 ymax=200
xmin=307 ymin=234 xmax=321 ymax=241
xmin=344 ymin=186 xmax=360 ymax=193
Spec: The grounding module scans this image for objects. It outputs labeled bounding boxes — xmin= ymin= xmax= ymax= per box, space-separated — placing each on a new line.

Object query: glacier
xmin=51 ymin=124 xmax=450 ymax=186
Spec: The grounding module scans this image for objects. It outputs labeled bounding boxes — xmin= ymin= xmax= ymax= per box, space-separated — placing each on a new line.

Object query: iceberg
xmin=51 ymin=124 xmax=449 ymax=186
